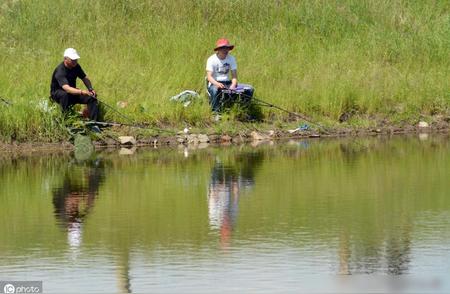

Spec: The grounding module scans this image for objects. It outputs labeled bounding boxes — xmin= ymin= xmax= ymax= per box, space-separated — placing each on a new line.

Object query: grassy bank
xmin=0 ymin=0 xmax=449 ymax=142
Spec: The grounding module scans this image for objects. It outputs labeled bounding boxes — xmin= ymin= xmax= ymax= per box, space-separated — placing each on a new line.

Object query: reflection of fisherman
xmin=208 ymin=163 xmax=240 ymax=244
xmin=207 ymin=152 xmax=263 ymax=248
xmin=52 ymin=159 xmax=105 ymax=248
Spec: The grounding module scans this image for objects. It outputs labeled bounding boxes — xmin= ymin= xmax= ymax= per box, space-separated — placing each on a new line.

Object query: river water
xmin=0 ymin=135 xmax=449 ymax=293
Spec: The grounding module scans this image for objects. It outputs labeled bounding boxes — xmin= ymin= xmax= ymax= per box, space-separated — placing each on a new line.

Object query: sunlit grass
xmin=0 ymin=0 xmax=448 ymax=141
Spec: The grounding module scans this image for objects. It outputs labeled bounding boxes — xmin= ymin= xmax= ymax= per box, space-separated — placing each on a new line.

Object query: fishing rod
xmin=84 ymin=120 xmax=164 ymax=131
xmin=95 ymin=98 xmax=177 ymax=134
xmin=225 ymin=90 xmax=369 ymax=149
xmin=254 ymin=97 xmax=324 ymax=126
xmin=246 ymin=93 xmax=370 ymax=149
xmin=97 ymin=99 xmax=135 ymax=124
xmin=227 ymin=90 xmax=332 ymax=134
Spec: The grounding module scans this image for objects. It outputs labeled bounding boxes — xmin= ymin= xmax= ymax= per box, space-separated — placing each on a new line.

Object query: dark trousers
xmin=207 ymin=82 xmax=254 ymax=112
xmin=51 ymin=89 xmax=99 ymax=121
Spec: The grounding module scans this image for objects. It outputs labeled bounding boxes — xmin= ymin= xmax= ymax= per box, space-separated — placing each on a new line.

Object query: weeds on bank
xmin=0 ymin=0 xmax=449 ymax=141
xmin=0 ymin=99 xmax=67 ymax=142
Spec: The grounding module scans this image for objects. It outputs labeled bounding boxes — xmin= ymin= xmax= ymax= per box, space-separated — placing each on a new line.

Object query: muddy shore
xmin=1 ymin=119 xmax=449 ymax=157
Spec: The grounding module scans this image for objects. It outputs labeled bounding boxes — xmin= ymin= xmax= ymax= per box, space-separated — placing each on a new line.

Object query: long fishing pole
xmin=95 ymin=98 xmax=177 ymax=134
xmin=233 ymin=91 xmax=332 ymax=134
xmin=85 ymin=120 xmax=163 ymax=130
xmin=237 ymin=92 xmax=375 ymax=150
xmin=97 ymin=99 xmax=135 ymax=124
xmin=214 ymin=90 xmax=263 ymax=134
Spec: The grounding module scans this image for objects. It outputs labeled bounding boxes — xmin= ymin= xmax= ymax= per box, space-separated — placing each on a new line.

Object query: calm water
xmin=1 ymin=135 xmax=449 ymax=293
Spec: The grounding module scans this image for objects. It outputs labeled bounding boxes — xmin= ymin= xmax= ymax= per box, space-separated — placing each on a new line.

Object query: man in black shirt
xmin=50 ymin=48 xmax=100 ymax=121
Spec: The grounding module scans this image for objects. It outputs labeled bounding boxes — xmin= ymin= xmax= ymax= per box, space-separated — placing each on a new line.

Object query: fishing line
xmin=227 ymin=91 xmax=331 ymax=134
xmin=223 ymin=90 xmax=370 ymax=150
xmin=97 ymin=99 xmax=135 ymax=124
xmin=95 ymin=99 xmax=177 ymax=134
xmin=215 ymin=91 xmax=262 ymax=134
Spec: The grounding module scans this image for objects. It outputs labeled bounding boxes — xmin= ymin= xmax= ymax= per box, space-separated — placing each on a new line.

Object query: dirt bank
xmin=1 ymin=118 xmax=449 ymax=157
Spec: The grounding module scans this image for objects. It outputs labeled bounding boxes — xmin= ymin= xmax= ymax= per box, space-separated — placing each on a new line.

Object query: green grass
xmin=0 ymin=0 xmax=449 ymax=141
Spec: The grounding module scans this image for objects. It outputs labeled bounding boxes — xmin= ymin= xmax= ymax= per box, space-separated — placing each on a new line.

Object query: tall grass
xmin=0 ymin=0 xmax=449 ymax=141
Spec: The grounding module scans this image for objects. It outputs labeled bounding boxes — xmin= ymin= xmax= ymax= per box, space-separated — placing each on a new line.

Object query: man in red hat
xmin=206 ymin=38 xmax=254 ymax=112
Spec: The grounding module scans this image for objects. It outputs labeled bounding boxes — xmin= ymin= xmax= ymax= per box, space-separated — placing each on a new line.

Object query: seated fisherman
xmin=206 ymin=38 xmax=254 ymax=112
xmin=50 ymin=48 xmax=100 ymax=121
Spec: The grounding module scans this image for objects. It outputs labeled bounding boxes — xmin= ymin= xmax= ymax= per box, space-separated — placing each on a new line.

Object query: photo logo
xmin=3 ymin=284 xmax=15 ymax=294
xmin=0 ymin=281 xmax=42 ymax=294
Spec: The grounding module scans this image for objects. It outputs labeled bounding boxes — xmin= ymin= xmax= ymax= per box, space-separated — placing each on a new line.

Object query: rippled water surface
xmin=1 ymin=136 xmax=449 ymax=293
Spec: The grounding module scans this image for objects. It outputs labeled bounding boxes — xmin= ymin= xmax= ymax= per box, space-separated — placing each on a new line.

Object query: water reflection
xmin=386 ymin=218 xmax=412 ymax=275
xmin=338 ymin=224 xmax=413 ymax=276
xmin=52 ymin=158 xmax=105 ymax=248
xmin=335 ymin=140 xmax=414 ymax=275
xmin=116 ymin=250 xmax=132 ymax=294
xmin=51 ymin=157 xmax=135 ymax=293
xmin=56 ymin=154 xmax=133 ymax=293
xmin=1 ymin=137 xmax=450 ymax=293
xmin=208 ymin=150 xmax=264 ymax=248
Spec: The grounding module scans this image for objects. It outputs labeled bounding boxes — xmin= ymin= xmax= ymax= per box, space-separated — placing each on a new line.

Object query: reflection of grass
xmin=0 ymin=137 xmax=449 ymax=259
xmin=1 ymin=0 xmax=448 ymax=141
xmin=0 ymin=155 xmax=72 ymax=255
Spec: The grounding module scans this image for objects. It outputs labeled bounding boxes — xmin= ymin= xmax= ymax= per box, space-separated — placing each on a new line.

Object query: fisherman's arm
xmin=82 ymin=77 xmax=96 ymax=97
xmin=230 ymin=70 xmax=238 ymax=89
xmin=61 ymin=84 xmax=91 ymax=96
xmin=207 ymin=71 xmax=225 ymax=89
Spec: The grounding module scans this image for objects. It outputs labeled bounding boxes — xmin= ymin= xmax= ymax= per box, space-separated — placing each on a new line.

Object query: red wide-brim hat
xmin=214 ymin=38 xmax=234 ymax=51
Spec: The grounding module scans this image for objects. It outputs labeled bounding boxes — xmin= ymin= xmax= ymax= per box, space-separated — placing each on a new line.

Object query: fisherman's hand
xmin=81 ymin=89 xmax=96 ymax=98
xmin=217 ymin=82 xmax=225 ymax=89
xmin=229 ymin=84 xmax=237 ymax=90
xmin=89 ymin=89 xmax=97 ymax=98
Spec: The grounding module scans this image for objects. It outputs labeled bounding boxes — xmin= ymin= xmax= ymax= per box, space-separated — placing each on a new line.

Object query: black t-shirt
xmin=50 ymin=62 xmax=86 ymax=94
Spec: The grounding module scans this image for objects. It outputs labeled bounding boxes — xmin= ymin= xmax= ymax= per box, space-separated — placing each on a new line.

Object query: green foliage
xmin=0 ymin=0 xmax=449 ymax=141
xmin=0 ymin=98 xmax=67 ymax=142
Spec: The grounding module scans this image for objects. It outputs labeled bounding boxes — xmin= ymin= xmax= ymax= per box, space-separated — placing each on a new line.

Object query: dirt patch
xmin=1 ymin=120 xmax=449 ymax=156
xmin=0 ymin=142 xmax=73 ymax=157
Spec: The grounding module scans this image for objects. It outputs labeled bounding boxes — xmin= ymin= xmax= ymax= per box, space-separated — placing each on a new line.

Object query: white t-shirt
xmin=206 ymin=54 xmax=237 ymax=82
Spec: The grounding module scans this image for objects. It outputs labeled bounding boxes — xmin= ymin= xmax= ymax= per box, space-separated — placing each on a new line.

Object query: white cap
xmin=63 ymin=48 xmax=80 ymax=60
